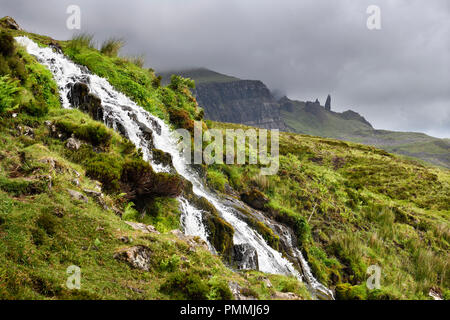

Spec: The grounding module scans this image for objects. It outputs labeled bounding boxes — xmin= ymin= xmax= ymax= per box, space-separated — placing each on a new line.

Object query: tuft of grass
xmin=100 ymin=37 xmax=124 ymax=57
xmin=68 ymin=33 xmax=96 ymax=50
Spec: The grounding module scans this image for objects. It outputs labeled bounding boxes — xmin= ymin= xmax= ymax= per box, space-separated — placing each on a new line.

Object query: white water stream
xmin=16 ymin=36 xmax=333 ymax=299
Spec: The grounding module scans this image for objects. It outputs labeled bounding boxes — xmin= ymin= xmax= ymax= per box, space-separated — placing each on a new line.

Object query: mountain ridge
xmin=160 ymin=68 xmax=450 ymax=168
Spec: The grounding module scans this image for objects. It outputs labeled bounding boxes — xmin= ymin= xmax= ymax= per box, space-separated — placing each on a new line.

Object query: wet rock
xmin=125 ymin=221 xmax=160 ymax=235
xmin=0 ymin=16 xmax=22 ymax=30
xmin=232 ymin=243 xmax=259 ymax=270
xmin=113 ymin=245 xmax=152 ymax=271
xmin=67 ymin=82 xmax=104 ymax=121
xmin=67 ymin=189 xmax=88 ymax=203
xmin=66 ymin=136 xmax=82 ymax=150
xmin=151 ymin=148 xmax=174 ymax=170
xmin=240 ymin=189 xmax=269 ymax=211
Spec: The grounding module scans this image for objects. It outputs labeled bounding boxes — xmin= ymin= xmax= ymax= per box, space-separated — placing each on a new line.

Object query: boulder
xmin=240 ymin=189 xmax=269 ymax=211
xmin=66 ymin=136 xmax=82 ymax=150
xmin=232 ymin=243 xmax=259 ymax=270
xmin=67 ymin=189 xmax=88 ymax=203
xmin=113 ymin=245 xmax=152 ymax=271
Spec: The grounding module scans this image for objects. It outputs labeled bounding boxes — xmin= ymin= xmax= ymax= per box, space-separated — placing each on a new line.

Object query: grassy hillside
xmin=1 ymin=18 xmax=448 ymax=300
xmin=0 ymin=23 xmax=310 ymax=300
xmin=206 ymin=120 xmax=449 ymax=300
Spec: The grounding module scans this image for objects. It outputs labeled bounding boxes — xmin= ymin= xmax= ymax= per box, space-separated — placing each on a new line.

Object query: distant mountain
xmin=159 ymin=68 xmax=450 ymax=168
xmin=159 ymin=68 xmax=286 ymax=130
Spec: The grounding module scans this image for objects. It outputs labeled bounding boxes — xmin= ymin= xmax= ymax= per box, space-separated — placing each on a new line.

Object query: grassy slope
xmin=281 ymin=101 xmax=450 ymax=169
xmin=1 ymin=21 xmax=448 ymax=300
xmin=207 ymin=120 xmax=449 ymax=300
xmin=159 ymin=68 xmax=240 ymax=85
xmin=0 ymin=26 xmax=310 ymax=300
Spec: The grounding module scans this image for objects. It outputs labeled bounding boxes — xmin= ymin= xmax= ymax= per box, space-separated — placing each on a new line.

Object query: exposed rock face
xmin=228 ymin=282 xmax=258 ymax=300
xmin=325 ymin=94 xmax=331 ymax=111
xmin=113 ymin=245 xmax=152 ymax=271
xmin=232 ymin=243 xmax=259 ymax=270
xmin=67 ymin=189 xmax=88 ymax=203
xmin=0 ymin=16 xmax=22 ymax=30
xmin=193 ymin=80 xmax=287 ymax=130
xmin=124 ymin=221 xmax=160 ymax=234
xmin=68 ymin=82 xmax=103 ymax=121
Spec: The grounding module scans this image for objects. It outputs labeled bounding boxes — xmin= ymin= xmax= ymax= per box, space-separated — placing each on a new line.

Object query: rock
xmin=120 ymin=236 xmax=132 ymax=243
xmin=151 ymin=148 xmax=174 ymax=169
xmin=67 ymin=189 xmax=88 ymax=203
xmin=72 ymin=179 xmax=80 ymax=187
xmin=240 ymin=189 xmax=269 ymax=211
xmin=124 ymin=221 xmax=160 ymax=235
xmin=113 ymin=245 xmax=152 ymax=271
xmin=0 ymin=16 xmax=22 ymax=30
xmin=66 ymin=136 xmax=82 ymax=150
xmin=67 ymin=82 xmax=104 ymax=121
xmin=191 ymin=76 xmax=287 ymax=130
xmin=228 ymin=282 xmax=257 ymax=300
xmin=83 ymin=189 xmax=108 ymax=209
xmin=272 ymin=291 xmax=302 ymax=300
xmin=429 ymin=288 xmax=443 ymax=300
xmin=170 ymin=229 xmax=209 ymax=251
xmin=17 ymin=125 xmax=34 ymax=138
xmin=38 ymin=157 xmax=64 ymax=174
xmin=232 ymin=243 xmax=259 ymax=270
xmin=325 ymin=94 xmax=331 ymax=111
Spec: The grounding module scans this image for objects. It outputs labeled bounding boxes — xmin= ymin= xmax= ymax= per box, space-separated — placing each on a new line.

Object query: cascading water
xmin=16 ymin=36 xmax=333 ymax=299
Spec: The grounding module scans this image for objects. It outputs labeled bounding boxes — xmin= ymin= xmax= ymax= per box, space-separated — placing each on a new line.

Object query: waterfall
xmin=16 ymin=36 xmax=333 ymax=299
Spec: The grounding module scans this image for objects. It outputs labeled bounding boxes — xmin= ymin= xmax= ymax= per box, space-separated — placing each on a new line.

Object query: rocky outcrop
xmin=68 ymin=82 xmax=103 ymax=121
xmin=232 ymin=243 xmax=259 ymax=270
xmin=193 ymin=80 xmax=286 ymax=130
xmin=325 ymin=94 xmax=331 ymax=111
xmin=0 ymin=16 xmax=22 ymax=31
xmin=113 ymin=245 xmax=152 ymax=271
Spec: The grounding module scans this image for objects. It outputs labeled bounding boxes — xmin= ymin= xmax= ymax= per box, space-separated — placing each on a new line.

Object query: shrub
xmin=100 ymin=38 xmax=124 ymax=57
xmin=168 ymin=107 xmax=194 ymax=132
xmin=120 ymin=159 xmax=184 ymax=203
xmin=207 ymin=277 xmax=233 ymax=300
xmin=0 ymin=75 xmax=19 ymax=113
xmin=159 ymin=254 xmax=181 ymax=272
xmin=0 ymin=32 xmax=15 ymax=57
xmin=84 ymin=153 xmax=123 ymax=192
xmin=160 ymin=271 xmax=210 ymax=300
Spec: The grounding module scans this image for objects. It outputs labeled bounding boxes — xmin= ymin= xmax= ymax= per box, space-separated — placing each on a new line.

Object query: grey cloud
xmin=1 ymin=0 xmax=449 ymax=137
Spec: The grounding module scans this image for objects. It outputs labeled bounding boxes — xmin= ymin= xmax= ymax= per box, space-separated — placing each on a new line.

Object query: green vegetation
xmin=208 ymin=121 xmax=450 ymax=299
xmin=0 ymin=25 xmax=310 ymax=300
xmin=2 ymin=20 xmax=448 ymax=300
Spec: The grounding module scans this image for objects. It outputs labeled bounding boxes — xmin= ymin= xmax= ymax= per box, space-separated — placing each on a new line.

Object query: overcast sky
xmin=2 ymin=0 xmax=449 ymax=138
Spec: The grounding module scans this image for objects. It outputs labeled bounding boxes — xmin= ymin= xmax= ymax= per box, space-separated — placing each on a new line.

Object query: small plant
xmin=0 ymin=75 xmax=19 ymax=113
xmin=69 ymin=33 xmax=96 ymax=50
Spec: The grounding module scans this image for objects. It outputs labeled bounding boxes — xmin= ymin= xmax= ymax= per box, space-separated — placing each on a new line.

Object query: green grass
xmin=0 ymin=26 xmax=312 ymax=300
xmin=208 ymin=121 xmax=450 ymax=299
